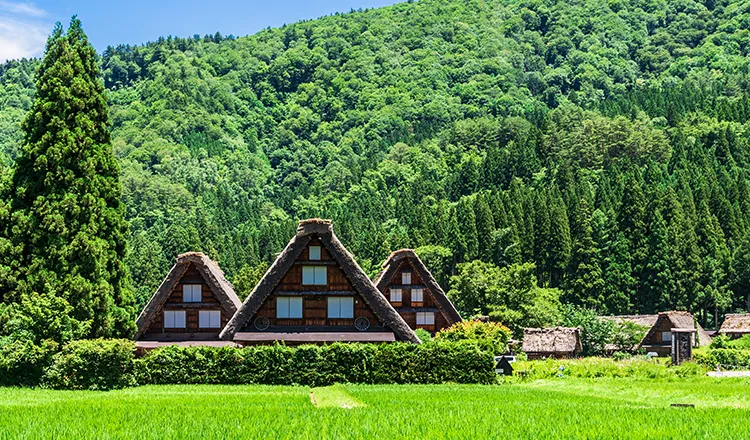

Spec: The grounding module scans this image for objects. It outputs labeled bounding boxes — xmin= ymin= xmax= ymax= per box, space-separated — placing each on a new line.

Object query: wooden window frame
xmin=182 ymin=284 xmax=202 ymax=303
xmin=302 ymin=266 xmax=327 ymax=285
xmin=309 ymin=245 xmax=322 ymax=260
xmin=401 ymin=272 xmax=412 ymax=285
xmin=164 ymin=310 xmax=186 ymax=328
xmin=199 ymin=310 xmax=221 ymax=329
xmin=277 ymin=296 xmax=303 ymax=319
xmin=416 ymin=311 xmax=435 ymax=326
xmin=328 ymin=296 xmax=354 ymax=319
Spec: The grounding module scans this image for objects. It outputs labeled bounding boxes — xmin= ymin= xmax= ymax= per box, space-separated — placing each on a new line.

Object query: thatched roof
xmin=642 ymin=311 xmax=712 ymax=347
xmin=220 ymin=219 xmax=420 ymax=344
xmin=600 ymin=314 xmax=659 ymax=328
xmin=719 ymin=314 xmax=750 ymax=334
xmin=373 ymin=249 xmax=462 ymax=326
xmin=522 ymin=327 xmax=582 ymax=354
xmin=134 ymin=252 xmax=241 ymax=339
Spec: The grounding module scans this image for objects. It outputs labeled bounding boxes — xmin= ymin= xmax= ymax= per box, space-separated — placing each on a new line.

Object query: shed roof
xmin=719 ymin=314 xmax=750 ymax=334
xmin=219 ymin=219 xmax=420 ymax=344
xmin=134 ymin=252 xmax=241 ymax=339
xmin=642 ymin=311 xmax=712 ymax=347
xmin=373 ymin=249 xmax=462 ymax=326
xmin=522 ymin=327 xmax=582 ymax=354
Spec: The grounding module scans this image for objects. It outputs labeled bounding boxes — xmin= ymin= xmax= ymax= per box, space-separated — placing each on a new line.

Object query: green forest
xmin=2 ymin=0 xmax=750 ymax=340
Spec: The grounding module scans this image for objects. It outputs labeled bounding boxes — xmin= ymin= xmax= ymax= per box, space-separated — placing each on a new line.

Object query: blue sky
xmin=0 ymin=0 xmax=402 ymax=62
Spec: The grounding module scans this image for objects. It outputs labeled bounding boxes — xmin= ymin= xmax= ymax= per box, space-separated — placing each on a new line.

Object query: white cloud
xmin=0 ymin=1 xmax=46 ymax=17
xmin=0 ymin=2 xmax=48 ymax=62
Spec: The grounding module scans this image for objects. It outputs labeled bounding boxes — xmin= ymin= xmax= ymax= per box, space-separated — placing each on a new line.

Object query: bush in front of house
xmin=134 ymin=341 xmax=496 ymax=387
xmin=0 ymin=339 xmax=58 ymax=387
xmin=694 ymin=349 xmax=750 ymax=370
xmin=42 ymin=339 xmax=136 ymax=390
xmin=434 ymin=320 xmax=512 ymax=354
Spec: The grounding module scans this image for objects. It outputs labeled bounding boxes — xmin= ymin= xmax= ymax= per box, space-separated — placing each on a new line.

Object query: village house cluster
xmin=134 ymin=218 xmax=745 ymax=361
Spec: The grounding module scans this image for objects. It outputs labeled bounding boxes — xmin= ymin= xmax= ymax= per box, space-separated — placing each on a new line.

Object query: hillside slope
xmin=1 ymin=0 xmax=750 ymax=323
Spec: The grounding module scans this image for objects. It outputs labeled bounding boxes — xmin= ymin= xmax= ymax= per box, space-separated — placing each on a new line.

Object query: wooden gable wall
xmin=381 ymin=259 xmax=450 ymax=333
xmin=249 ymin=238 xmax=383 ymax=330
xmin=143 ymin=263 xmax=231 ymax=337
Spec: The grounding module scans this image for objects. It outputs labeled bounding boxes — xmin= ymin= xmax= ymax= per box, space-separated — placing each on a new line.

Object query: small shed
xmin=718 ymin=314 xmax=750 ymax=339
xmin=522 ymin=327 xmax=582 ymax=360
xmin=641 ymin=311 xmax=712 ymax=356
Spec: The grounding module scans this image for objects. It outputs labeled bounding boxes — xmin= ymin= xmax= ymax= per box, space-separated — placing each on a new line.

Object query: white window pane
xmin=328 ymin=297 xmax=339 ymax=318
xmin=210 ymin=310 xmax=221 ymax=328
xmin=417 ymin=312 xmax=434 ymax=325
xmin=175 ymin=311 xmax=186 ymax=328
xmin=391 ymin=288 xmax=402 ymax=302
xmin=402 ymin=272 xmax=411 ymax=284
xmin=315 ymin=266 xmax=327 ymax=285
xmin=277 ymin=297 xmax=290 ymax=318
xmin=199 ymin=310 xmax=208 ymax=327
xmin=309 ymin=246 xmax=321 ymax=260
xmin=302 ymin=266 xmax=315 ymax=285
xmin=426 ymin=312 xmax=435 ymax=325
xmin=340 ymin=297 xmax=354 ymax=318
xmin=290 ymin=297 xmax=303 ymax=319
xmin=183 ymin=284 xmax=202 ymax=302
xmin=662 ymin=331 xmax=672 ymax=342
xmin=412 ymin=288 xmax=424 ymax=302
xmin=164 ymin=311 xmax=174 ymax=328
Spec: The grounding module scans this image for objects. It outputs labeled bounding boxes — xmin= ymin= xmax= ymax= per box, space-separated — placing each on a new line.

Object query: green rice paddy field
xmin=1 ymin=379 xmax=749 ymax=439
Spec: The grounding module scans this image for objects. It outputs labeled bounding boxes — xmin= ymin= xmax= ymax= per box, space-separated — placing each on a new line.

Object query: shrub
xmin=513 ymin=357 xmax=704 ymax=380
xmin=695 ymin=349 xmax=750 ymax=370
xmin=135 ymin=342 xmax=495 ymax=386
xmin=415 ymin=328 xmax=432 ymax=344
xmin=434 ymin=320 xmax=511 ymax=354
xmin=0 ymin=339 xmax=58 ymax=387
xmin=43 ymin=339 xmax=135 ymax=390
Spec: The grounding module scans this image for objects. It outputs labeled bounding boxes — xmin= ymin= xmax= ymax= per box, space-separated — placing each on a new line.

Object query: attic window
xmin=416 ymin=312 xmax=435 ymax=326
xmin=401 ymin=272 xmax=412 ymax=285
xmin=199 ymin=310 xmax=221 ymax=328
xmin=183 ymin=284 xmax=202 ymax=303
xmin=411 ymin=288 xmax=424 ymax=303
xmin=277 ymin=296 xmax=303 ymax=319
xmin=164 ymin=310 xmax=186 ymax=328
xmin=328 ymin=297 xmax=354 ymax=319
xmin=309 ymin=245 xmax=321 ymax=260
xmin=390 ymin=288 xmax=402 ymax=303
xmin=302 ymin=266 xmax=327 ymax=285
xmin=662 ymin=331 xmax=672 ymax=343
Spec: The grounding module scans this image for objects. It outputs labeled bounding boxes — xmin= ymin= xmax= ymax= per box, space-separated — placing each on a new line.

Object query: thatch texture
xmin=601 ymin=314 xmax=659 ymax=328
xmin=220 ymin=219 xmax=420 ymax=344
xmin=719 ymin=314 xmax=750 ymax=335
xmin=522 ymin=327 xmax=582 ymax=355
xmin=373 ymin=249 xmax=462 ymax=326
xmin=134 ymin=252 xmax=241 ymax=339
xmin=643 ymin=311 xmax=712 ymax=347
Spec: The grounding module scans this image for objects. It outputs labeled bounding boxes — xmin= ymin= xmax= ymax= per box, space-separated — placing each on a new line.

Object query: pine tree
xmin=474 ymin=192 xmax=495 ymax=261
xmin=642 ymin=209 xmax=672 ymax=313
xmin=602 ymin=231 xmax=636 ymax=314
xmin=7 ymin=18 xmax=135 ymax=338
xmin=547 ymin=191 xmax=571 ymax=287
xmin=564 ymin=199 xmax=604 ymax=308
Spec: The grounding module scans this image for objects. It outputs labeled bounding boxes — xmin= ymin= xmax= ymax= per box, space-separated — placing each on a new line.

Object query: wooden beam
xmin=274 ymin=290 xmax=356 ymax=296
xmin=234 ymin=332 xmax=396 ymax=342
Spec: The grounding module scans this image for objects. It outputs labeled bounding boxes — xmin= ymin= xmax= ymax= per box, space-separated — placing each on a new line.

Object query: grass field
xmin=1 ymin=378 xmax=750 ymax=439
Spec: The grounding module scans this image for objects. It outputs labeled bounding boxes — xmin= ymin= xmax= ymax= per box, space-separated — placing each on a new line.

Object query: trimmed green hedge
xmin=135 ymin=341 xmax=495 ymax=386
xmin=0 ymin=339 xmax=495 ymax=389
xmin=43 ymin=339 xmax=136 ymax=390
xmin=695 ymin=349 xmax=750 ymax=370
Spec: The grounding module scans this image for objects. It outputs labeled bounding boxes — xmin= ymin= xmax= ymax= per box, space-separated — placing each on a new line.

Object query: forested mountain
xmin=2 ymin=0 xmax=750 ymax=328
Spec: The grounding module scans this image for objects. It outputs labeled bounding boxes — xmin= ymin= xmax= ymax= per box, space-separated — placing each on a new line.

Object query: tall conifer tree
xmin=7 ymin=18 xmax=135 ymax=338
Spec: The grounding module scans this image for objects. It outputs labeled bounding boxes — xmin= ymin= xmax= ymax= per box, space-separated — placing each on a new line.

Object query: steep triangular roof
xmin=135 ymin=252 xmax=241 ymax=339
xmin=220 ymin=219 xmax=420 ymax=343
xmin=373 ymin=249 xmax=462 ymax=325
xmin=642 ymin=311 xmax=712 ymax=347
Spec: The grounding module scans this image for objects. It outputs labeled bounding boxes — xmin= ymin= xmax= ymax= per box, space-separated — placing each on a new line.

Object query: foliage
xmin=414 ymin=328 xmax=432 ymax=344
xmin=1 ymin=18 xmax=135 ymax=341
xmin=560 ymin=305 xmax=647 ymax=355
xmin=513 ymin=357 xmax=705 ymax=380
xmin=0 ymin=339 xmax=58 ymax=387
xmin=43 ymin=339 xmax=136 ymax=390
xmin=434 ymin=320 xmax=511 ymax=354
xmin=448 ymin=261 xmax=561 ymax=336
xmin=134 ymin=342 xmax=495 ymax=386
xmin=694 ymin=349 xmax=750 ymax=370
xmin=2 ymin=0 xmax=750 ymax=328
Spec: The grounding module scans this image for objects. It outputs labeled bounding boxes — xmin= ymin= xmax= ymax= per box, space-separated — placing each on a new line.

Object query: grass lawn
xmin=1 ymin=378 xmax=750 ymax=439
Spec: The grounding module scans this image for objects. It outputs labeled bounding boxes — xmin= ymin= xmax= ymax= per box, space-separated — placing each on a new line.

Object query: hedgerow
xmin=694 ymin=349 xmax=750 ymax=370
xmin=134 ymin=341 xmax=496 ymax=386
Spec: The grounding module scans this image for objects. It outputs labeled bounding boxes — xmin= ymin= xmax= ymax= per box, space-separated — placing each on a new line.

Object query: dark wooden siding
xmin=143 ymin=263 xmax=230 ymax=336
xmin=381 ymin=259 xmax=451 ymax=334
